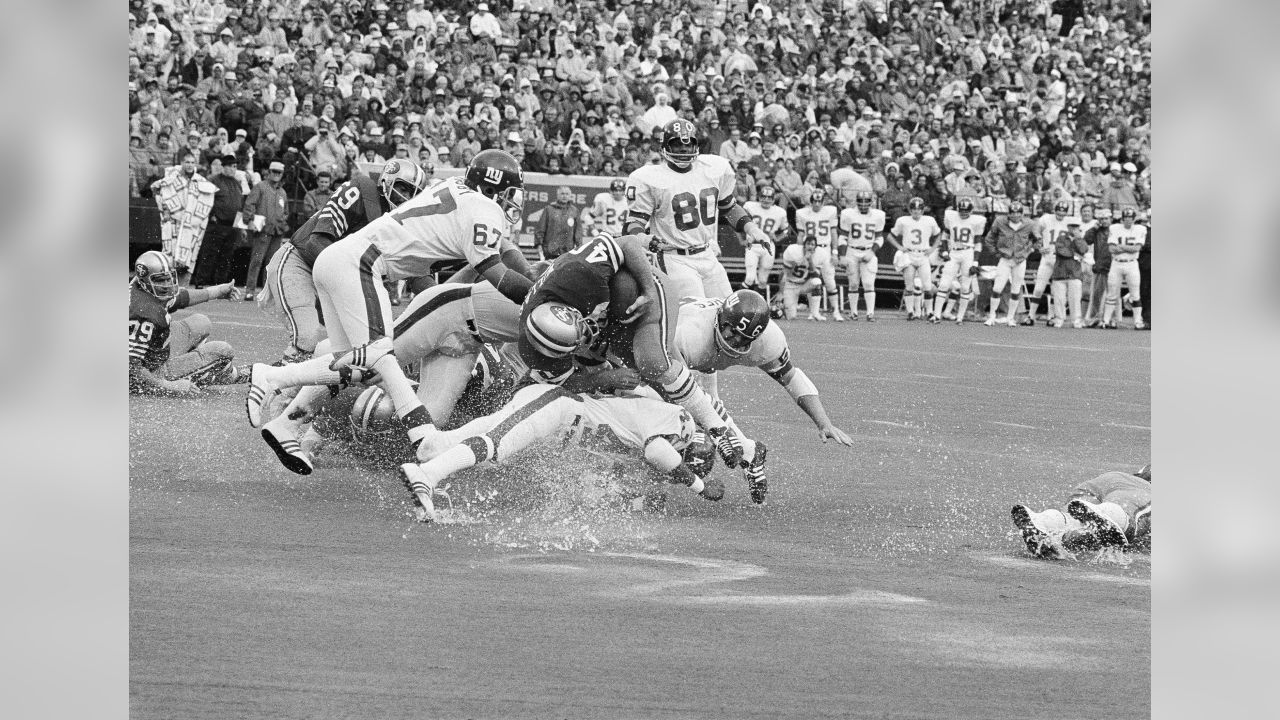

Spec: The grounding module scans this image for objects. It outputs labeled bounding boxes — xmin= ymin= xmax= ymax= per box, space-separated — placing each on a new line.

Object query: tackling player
xmin=981 ymin=202 xmax=1036 ymax=327
xmin=623 ymin=118 xmax=773 ymax=299
xmin=245 ymin=150 xmax=536 ymax=471
xmin=887 ymin=197 xmax=942 ymax=321
xmin=1011 ymin=464 xmax=1151 ymax=560
xmin=837 ymin=191 xmax=887 ymax=321
xmin=675 ymin=289 xmax=855 ymax=503
xmin=931 ymin=198 xmax=987 ymax=324
xmin=399 ymin=384 xmax=725 ymax=522
xmin=1024 ymin=200 xmax=1076 ymax=326
xmin=130 ymin=250 xmax=247 ymax=396
xmin=794 ymin=189 xmax=844 ymax=321
xmin=588 ymin=178 xmax=630 ymax=237
xmin=260 ymin=159 xmax=430 ymax=365
xmin=778 ymin=235 xmax=823 ymax=320
xmin=741 ymin=186 xmax=787 ymax=296
xmin=1101 ymin=207 xmax=1147 ymax=330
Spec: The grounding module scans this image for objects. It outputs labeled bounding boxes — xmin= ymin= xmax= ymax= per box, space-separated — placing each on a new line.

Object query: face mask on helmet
xmin=714 ymin=291 xmax=769 ymax=357
xmin=856 ymin=193 xmax=873 ymax=211
xmin=663 ymin=136 xmax=698 ymax=169
xmin=349 ymin=385 xmax=399 ymax=441
xmin=134 ymin=251 xmax=179 ymax=300
xmin=493 ymin=186 xmax=524 ymax=226
xmin=379 ymin=160 xmax=427 ymax=208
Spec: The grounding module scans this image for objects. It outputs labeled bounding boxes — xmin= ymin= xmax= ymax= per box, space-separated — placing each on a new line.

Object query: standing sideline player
xmin=778 ymin=235 xmax=823 ymax=320
xmin=932 ymin=198 xmax=987 ymax=324
xmin=1101 ymin=207 xmax=1147 ymax=330
xmin=130 ymin=250 xmax=247 ymax=396
xmin=259 ymin=159 xmax=429 ymax=365
xmin=1011 ymin=465 xmax=1151 ymax=560
xmin=836 ymin=190 xmax=886 ymax=321
xmin=741 ymin=185 xmax=787 ymax=295
xmin=244 ymin=150 xmax=535 ymax=473
xmin=675 ymin=290 xmax=855 ymax=503
xmin=588 ymin=178 xmax=630 ymax=237
xmin=887 ymin=197 xmax=942 ymax=321
xmin=400 ymin=384 xmax=724 ymax=522
xmin=1024 ymin=200 xmax=1076 ymax=326
xmin=981 ymin=202 xmax=1036 ymax=326
xmin=624 ymin=118 xmax=772 ymax=299
xmin=794 ymin=189 xmax=844 ymax=321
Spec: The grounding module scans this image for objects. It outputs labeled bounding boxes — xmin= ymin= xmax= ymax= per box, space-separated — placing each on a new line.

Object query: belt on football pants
xmin=906 ymin=248 xmax=928 ymax=254
xmin=849 ymin=245 xmax=874 ymax=251
xmin=667 ymin=245 xmax=708 ymax=256
xmin=1113 ymin=258 xmax=1136 ymax=263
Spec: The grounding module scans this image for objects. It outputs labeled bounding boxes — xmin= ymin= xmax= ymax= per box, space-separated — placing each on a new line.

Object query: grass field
xmin=130 ymin=298 xmax=1150 ymax=719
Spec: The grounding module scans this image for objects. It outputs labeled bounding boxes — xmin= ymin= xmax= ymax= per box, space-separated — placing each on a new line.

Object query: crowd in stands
xmin=129 ymin=0 xmax=1151 ymax=226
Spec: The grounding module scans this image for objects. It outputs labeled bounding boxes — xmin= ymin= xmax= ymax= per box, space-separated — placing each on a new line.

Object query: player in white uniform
xmin=588 ymin=178 xmax=630 ymax=237
xmin=398 ymin=384 xmax=724 ymax=521
xmin=932 ymin=198 xmax=988 ymax=324
xmin=837 ymin=191 xmax=886 ymax=321
xmin=624 ymin=119 xmax=772 ymax=300
xmin=1101 ymin=207 xmax=1147 ymax=329
xmin=887 ymin=197 xmax=942 ymax=320
xmin=1024 ymin=200 xmax=1076 ymax=325
xmin=794 ymin=188 xmax=844 ymax=321
xmin=675 ymin=290 xmax=855 ymax=503
xmin=778 ymin=235 xmax=823 ymax=320
xmin=1011 ymin=464 xmax=1151 ymax=560
xmin=244 ymin=150 xmax=536 ymax=473
xmin=741 ymin=185 xmax=787 ymax=295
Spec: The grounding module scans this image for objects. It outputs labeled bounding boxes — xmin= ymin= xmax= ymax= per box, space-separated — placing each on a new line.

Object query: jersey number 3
xmin=671 ymin=188 xmax=718 ymax=231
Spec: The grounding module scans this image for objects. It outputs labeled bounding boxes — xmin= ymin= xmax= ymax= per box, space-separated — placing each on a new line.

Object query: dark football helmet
xmin=465 ymin=149 xmax=525 ymax=224
xmin=1054 ymin=199 xmax=1071 ymax=217
xmin=1120 ymin=206 xmax=1137 ymax=222
xmin=134 ymin=250 xmax=179 ymax=300
xmin=661 ymin=118 xmax=700 ymax=170
xmin=609 ymin=177 xmax=626 ymax=195
xmin=856 ymin=191 xmax=874 ymax=212
xmin=681 ymin=432 xmax=717 ymax=479
xmin=715 ymin=289 xmax=770 ymax=357
xmin=908 ymin=196 xmax=926 ymax=216
xmin=957 ymin=197 xmax=974 ymax=217
xmin=1008 ymin=201 xmax=1025 ymax=219
xmin=809 ymin=188 xmax=826 ymax=206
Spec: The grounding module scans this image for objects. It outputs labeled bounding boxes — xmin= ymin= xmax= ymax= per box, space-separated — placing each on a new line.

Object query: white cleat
xmin=808 ymin=313 xmax=826 ymax=322
xmin=399 ymin=463 xmax=439 ymax=523
xmin=245 ymin=363 xmax=279 ymax=428
xmin=983 ymin=317 xmax=996 ymax=327
xmin=831 ymin=312 xmax=846 ymax=322
xmin=330 ymin=336 xmax=394 ymax=371
xmin=1072 ymin=320 xmax=1083 ymax=329
xmin=261 ymin=416 xmax=314 ymax=475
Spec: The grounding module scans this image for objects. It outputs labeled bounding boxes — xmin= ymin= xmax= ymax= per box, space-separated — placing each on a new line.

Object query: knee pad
xmin=1128 ymin=299 xmax=1142 ymax=307
xmin=184 ymin=313 xmax=213 ymax=338
xmin=202 ymin=339 xmax=235 ymax=361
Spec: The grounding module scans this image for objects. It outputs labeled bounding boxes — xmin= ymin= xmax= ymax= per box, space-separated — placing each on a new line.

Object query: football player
xmin=741 ymin=185 xmax=787 ymax=295
xmin=794 ymin=188 xmax=844 ymax=321
xmin=779 ymin=235 xmax=823 ymax=320
xmin=1101 ymin=207 xmax=1147 ymax=329
xmin=623 ymin=118 xmax=773 ymax=299
xmin=518 ymin=232 xmax=749 ymax=469
xmin=260 ymin=159 xmax=430 ymax=365
xmin=981 ymin=202 xmax=1036 ymax=326
xmin=129 ymin=250 xmax=247 ymax=396
xmin=675 ymin=289 xmax=855 ymax=503
xmin=1024 ymin=199 xmax=1076 ymax=326
xmin=245 ymin=150 xmax=537 ymax=470
xmin=399 ymin=383 xmax=725 ymax=522
xmin=836 ymin=190 xmax=886 ymax=321
xmin=1011 ymin=464 xmax=1151 ymax=560
xmin=887 ymin=197 xmax=942 ymax=321
xmin=589 ymin=178 xmax=630 ymax=237
xmin=932 ymin=198 xmax=988 ymax=324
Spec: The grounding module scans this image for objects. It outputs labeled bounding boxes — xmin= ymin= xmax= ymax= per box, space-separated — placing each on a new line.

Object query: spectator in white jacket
xmin=637 ymin=93 xmax=677 ymax=136
xmin=470 ymin=4 xmax=502 ymax=40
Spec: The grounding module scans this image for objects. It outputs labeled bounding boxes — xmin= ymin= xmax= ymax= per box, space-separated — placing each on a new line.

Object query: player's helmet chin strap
xmin=713 ymin=320 xmax=752 ymax=358
xmin=493 ymin=187 xmax=524 ymax=225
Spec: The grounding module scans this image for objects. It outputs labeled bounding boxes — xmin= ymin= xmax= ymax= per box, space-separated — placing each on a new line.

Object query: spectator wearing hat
xmin=1100 ymin=162 xmax=1139 ymax=215
xmin=470 ymin=3 xmax=502 ymax=41
xmin=190 ymin=153 xmax=244 ymax=288
xmin=240 ymin=160 xmax=290 ymax=301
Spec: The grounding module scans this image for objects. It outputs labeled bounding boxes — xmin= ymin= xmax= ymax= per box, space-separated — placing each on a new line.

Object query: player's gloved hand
xmin=969 ymin=266 xmax=980 ymax=276
xmin=707 ymin=425 xmax=744 ymax=468
xmin=818 ymin=424 xmax=855 ymax=446
xmin=620 ymin=294 xmax=650 ymax=325
xmin=598 ymin=368 xmax=641 ymax=392
xmin=744 ymin=223 xmax=769 ymax=246
xmin=699 ymin=477 xmax=725 ymax=501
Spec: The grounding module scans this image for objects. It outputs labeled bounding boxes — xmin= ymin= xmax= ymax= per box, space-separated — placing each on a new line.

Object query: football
xmin=607 ymin=267 xmax=640 ymax=324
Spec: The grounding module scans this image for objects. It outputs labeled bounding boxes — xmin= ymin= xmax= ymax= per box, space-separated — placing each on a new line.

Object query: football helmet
xmin=908 ymin=196 xmax=926 ymax=216
xmin=524 ymin=302 xmax=597 ymax=358
xmin=350 ymin=385 xmax=398 ymax=440
xmin=465 ymin=149 xmax=526 ymax=224
xmin=759 ymin=185 xmax=776 ymax=205
xmin=1008 ymin=201 xmax=1025 ymax=220
xmin=957 ymin=197 xmax=974 ymax=217
xmin=1120 ymin=206 xmax=1137 ymax=222
xmin=609 ymin=177 xmax=626 ymax=195
xmin=856 ymin=191 xmax=874 ymax=212
xmin=377 ymin=159 xmax=429 ymax=209
xmin=661 ymin=118 xmax=699 ymax=170
xmin=715 ymin=290 xmax=770 ymax=357
xmin=681 ymin=432 xmax=717 ymax=479
xmin=134 ymin=250 xmax=179 ymax=300
xmin=1054 ymin=199 xmax=1071 ymax=217
xmin=809 ymin=188 xmax=826 ymax=206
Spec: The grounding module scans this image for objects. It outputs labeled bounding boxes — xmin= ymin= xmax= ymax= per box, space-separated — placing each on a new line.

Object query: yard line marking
xmin=991 ymin=421 xmax=1040 ymax=430
xmin=208 ymin=320 xmax=280 ymax=329
xmin=913 ymin=373 xmax=951 ymax=379
xmin=977 ymin=554 xmax=1150 ymax=587
xmin=600 ymin=553 xmax=768 ymax=596
xmin=663 ymin=590 xmax=928 ymax=606
xmin=868 ymin=420 xmax=910 ymax=428
xmin=1105 ymin=422 xmax=1151 ymax=430
xmin=971 ymin=341 xmax=1108 ymax=353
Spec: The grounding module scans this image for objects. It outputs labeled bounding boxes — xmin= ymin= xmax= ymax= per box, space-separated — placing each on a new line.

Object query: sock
xmin=1009 ymin=293 xmax=1022 ymax=319
xmin=1130 ymin=300 xmax=1144 ymax=324
xmin=370 ymin=353 xmax=428 ymax=421
xmin=865 ymin=290 xmax=875 ymax=315
xmin=267 ymin=354 xmax=369 ymax=388
xmin=662 ymin=366 xmax=724 ymax=432
xmin=956 ymin=292 xmax=972 ymax=320
xmin=1103 ymin=298 xmax=1117 ymax=323
xmin=280 ymin=384 xmax=330 ymax=425
xmin=826 ymin=290 xmax=840 ymax=314
xmin=808 ymin=293 xmax=821 ymax=314
xmin=422 ymin=442 xmax=484 ymax=486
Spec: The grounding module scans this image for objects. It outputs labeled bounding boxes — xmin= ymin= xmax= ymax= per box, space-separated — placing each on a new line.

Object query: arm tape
xmin=494 ymin=267 xmax=533 ymax=304
xmin=783 ymin=368 xmax=819 ymax=401
xmin=721 ymin=202 xmax=751 ymax=232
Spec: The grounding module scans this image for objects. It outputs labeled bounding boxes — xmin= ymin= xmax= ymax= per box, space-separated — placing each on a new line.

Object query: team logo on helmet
xmin=908 ymin=197 xmax=926 ymax=212
xmin=957 ymin=197 xmax=974 ymax=215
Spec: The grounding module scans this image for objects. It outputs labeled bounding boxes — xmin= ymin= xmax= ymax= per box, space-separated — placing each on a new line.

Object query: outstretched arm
xmin=766 ymin=358 xmax=854 ymax=446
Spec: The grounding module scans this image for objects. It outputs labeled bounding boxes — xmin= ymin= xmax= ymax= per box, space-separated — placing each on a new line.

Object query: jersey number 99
xmin=671 ymin=188 xmax=718 ymax=231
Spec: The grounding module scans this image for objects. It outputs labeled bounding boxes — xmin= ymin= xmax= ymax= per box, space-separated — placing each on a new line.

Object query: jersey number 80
xmin=671 ymin=188 xmax=718 ymax=231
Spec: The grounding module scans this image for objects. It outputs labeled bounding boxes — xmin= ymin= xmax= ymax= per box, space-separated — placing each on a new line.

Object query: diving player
xmin=741 ymin=185 xmax=787 ymax=295
xmin=887 ymin=197 xmax=942 ymax=321
xmin=836 ymin=190 xmax=886 ymax=321
xmin=624 ymin=118 xmax=772 ymax=299
xmin=1011 ymin=464 xmax=1152 ymax=560
xmin=932 ymin=198 xmax=987 ymax=324
xmin=794 ymin=188 xmax=844 ymax=321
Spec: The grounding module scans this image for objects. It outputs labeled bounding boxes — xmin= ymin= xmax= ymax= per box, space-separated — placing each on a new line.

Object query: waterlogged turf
xmin=131 ymin=300 xmax=1150 ymax=719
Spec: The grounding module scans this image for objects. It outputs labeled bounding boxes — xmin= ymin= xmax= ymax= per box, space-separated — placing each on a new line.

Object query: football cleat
xmin=707 ymin=426 xmax=744 ymax=468
xmin=261 ymin=417 xmax=314 ymax=475
xmin=983 ymin=317 xmax=996 ymax=326
xmin=808 ymin=312 xmax=826 ymax=321
xmin=245 ymin=363 xmax=280 ymax=428
xmin=330 ymin=336 xmax=395 ymax=372
xmin=865 ymin=314 xmax=876 ymax=322
xmin=399 ymin=463 xmax=439 ymax=523
xmin=927 ymin=314 xmax=941 ymax=324
xmin=1072 ymin=320 xmax=1083 ymax=329
xmin=1133 ymin=321 xmax=1147 ymax=330
xmin=831 ymin=311 xmax=846 ymax=322
xmin=1011 ymin=505 xmax=1071 ymax=560
xmin=1020 ymin=316 xmax=1035 ymax=326
xmin=743 ymin=442 xmax=768 ymax=504
xmin=1067 ymin=499 xmax=1129 ymax=548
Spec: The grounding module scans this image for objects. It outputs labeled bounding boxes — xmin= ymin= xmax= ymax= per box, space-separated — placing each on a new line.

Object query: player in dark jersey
xmin=129 ymin=250 xmax=248 ymax=396
xmin=518 ymin=232 xmax=747 ymax=468
xmin=259 ymin=159 xmax=429 ymax=364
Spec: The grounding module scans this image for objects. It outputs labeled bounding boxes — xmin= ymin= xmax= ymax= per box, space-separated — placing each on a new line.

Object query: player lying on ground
xmin=130 ymin=250 xmax=248 ymax=396
xmin=1011 ymin=464 xmax=1151 ymax=560
xmin=399 ymin=383 xmax=724 ymax=522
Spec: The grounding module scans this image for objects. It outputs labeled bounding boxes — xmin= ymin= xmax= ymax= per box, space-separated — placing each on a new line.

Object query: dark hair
xmin=178 ymin=150 xmax=198 ymax=162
